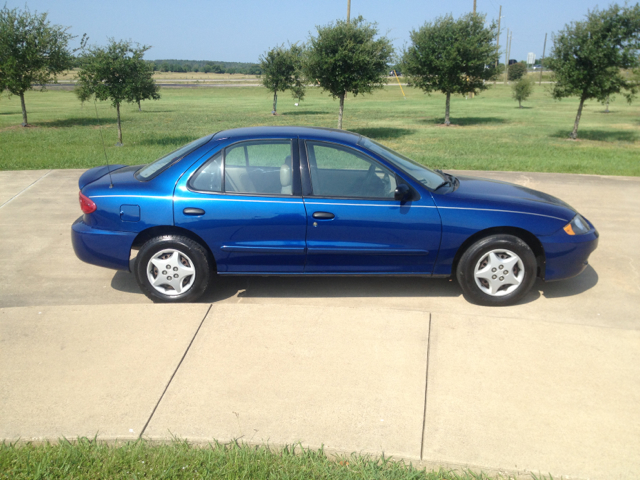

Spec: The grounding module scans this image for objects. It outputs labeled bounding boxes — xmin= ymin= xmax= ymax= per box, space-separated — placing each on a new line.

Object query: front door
xmin=174 ymin=138 xmax=307 ymax=273
xmin=302 ymin=141 xmax=441 ymax=274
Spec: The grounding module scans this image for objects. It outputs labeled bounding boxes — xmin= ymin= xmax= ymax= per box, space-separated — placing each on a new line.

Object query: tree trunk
xmin=138 ymin=100 xmax=142 ymax=112
xmin=20 ymin=92 xmax=28 ymax=126
xmin=116 ymin=102 xmax=123 ymax=145
xmin=519 ymin=99 xmax=522 ymax=108
xmin=338 ymin=93 xmax=345 ymax=130
xmin=272 ymin=92 xmax=277 ymax=115
xmin=604 ymin=97 xmax=609 ymax=113
xmin=444 ymin=93 xmax=451 ymax=126
xmin=570 ymin=96 xmax=585 ymax=140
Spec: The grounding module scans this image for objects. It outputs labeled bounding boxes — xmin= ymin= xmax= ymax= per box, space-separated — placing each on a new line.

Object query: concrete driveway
xmin=1 ymin=169 xmax=639 ymax=479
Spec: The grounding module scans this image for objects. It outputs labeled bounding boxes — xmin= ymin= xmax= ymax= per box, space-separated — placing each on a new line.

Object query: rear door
xmin=302 ymin=140 xmax=441 ymax=274
xmin=174 ymin=138 xmax=307 ymax=273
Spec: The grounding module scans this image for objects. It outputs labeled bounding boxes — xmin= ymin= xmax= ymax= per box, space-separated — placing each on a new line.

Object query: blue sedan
xmin=72 ymin=126 xmax=598 ymax=306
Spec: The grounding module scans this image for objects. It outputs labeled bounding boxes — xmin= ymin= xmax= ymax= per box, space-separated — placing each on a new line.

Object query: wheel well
xmin=131 ymin=226 xmax=217 ymax=270
xmin=451 ymin=227 xmax=546 ymax=279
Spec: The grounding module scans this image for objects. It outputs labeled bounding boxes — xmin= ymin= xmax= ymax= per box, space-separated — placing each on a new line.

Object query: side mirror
xmin=394 ymin=184 xmax=411 ymax=201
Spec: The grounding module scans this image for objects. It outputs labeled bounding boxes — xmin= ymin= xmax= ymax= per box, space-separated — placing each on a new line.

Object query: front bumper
xmin=71 ymin=217 xmax=137 ymax=271
xmin=540 ymin=227 xmax=599 ymax=281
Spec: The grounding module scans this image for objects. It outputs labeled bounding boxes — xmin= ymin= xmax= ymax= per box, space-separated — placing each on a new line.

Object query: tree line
xmin=148 ymin=60 xmax=261 ymax=75
xmin=1 ymin=3 xmax=639 ymax=143
xmin=261 ymin=5 xmax=639 ymax=137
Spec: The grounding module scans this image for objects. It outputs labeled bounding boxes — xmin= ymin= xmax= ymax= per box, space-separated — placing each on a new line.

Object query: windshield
xmin=357 ymin=137 xmax=446 ymax=190
xmin=136 ymin=135 xmax=213 ymax=181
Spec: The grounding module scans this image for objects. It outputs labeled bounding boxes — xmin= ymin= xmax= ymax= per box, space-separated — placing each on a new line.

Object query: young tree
xmin=260 ymin=45 xmax=297 ymax=114
xmin=403 ymin=13 xmax=499 ymax=125
xmin=548 ymin=4 xmax=640 ymax=139
xmin=512 ymin=76 xmax=534 ymax=108
xmin=305 ymin=17 xmax=393 ymax=129
xmin=0 ymin=5 xmax=73 ymax=126
xmin=289 ymin=44 xmax=307 ymax=104
xmin=600 ymin=95 xmax=615 ymax=113
xmin=76 ymin=39 xmax=158 ymax=145
xmin=128 ymin=56 xmax=160 ymax=111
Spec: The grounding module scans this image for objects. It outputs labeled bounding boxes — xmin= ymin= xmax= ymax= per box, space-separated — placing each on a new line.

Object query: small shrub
xmin=512 ymin=76 xmax=534 ymax=107
xmin=508 ymin=62 xmax=528 ymax=81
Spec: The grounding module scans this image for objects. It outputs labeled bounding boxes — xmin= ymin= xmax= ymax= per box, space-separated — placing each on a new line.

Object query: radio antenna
xmin=93 ymin=100 xmax=114 ymax=188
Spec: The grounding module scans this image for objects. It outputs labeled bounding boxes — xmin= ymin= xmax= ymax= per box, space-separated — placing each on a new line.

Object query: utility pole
xmin=347 ymin=0 xmax=351 ymax=23
xmin=504 ymin=28 xmax=509 ymax=84
xmin=539 ymin=32 xmax=547 ymax=85
xmin=495 ymin=5 xmax=502 ymax=84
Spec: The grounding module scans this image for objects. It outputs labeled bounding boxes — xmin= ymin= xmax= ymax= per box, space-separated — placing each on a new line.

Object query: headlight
xmin=563 ymin=214 xmax=590 ymax=235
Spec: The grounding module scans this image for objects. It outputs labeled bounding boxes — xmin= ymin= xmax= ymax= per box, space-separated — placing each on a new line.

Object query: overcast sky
xmin=4 ymin=0 xmax=625 ymax=63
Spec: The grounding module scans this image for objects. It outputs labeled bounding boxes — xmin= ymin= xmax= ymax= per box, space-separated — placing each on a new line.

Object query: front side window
xmin=357 ymin=137 xmax=445 ymax=190
xmin=306 ymin=142 xmax=397 ymax=199
xmin=224 ymin=140 xmax=293 ymax=195
xmin=137 ymin=135 xmax=212 ymax=181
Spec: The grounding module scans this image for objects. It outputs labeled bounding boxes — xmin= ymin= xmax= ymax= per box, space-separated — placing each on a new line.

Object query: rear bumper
xmin=71 ymin=217 xmax=136 ymax=271
xmin=541 ymin=228 xmax=599 ymax=281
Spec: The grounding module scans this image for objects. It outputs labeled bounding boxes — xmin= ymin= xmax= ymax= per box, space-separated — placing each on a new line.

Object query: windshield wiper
xmin=434 ymin=170 xmax=452 ymax=190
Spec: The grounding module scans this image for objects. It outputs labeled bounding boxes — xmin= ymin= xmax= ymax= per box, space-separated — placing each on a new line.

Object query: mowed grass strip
xmin=0 ymin=438 xmax=541 ymax=480
xmin=0 ymin=84 xmax=638 ymax=175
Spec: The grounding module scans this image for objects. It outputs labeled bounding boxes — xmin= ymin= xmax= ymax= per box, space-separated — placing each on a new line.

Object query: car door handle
xmin=313 ymin=211 xmax=335 ymax=219
xmin=183 ymin=208 xmax=205 ymax=216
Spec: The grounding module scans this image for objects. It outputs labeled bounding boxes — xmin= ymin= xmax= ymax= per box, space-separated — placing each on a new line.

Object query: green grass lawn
xmin=1 ymin=84 xmax=638 ymax=175
xmin=0 ymin=438 xmax=542 ymax=480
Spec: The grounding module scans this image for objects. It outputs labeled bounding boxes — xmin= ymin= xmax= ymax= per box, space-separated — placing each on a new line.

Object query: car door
xmin=173 ymin=138 xmax=307 ymax=273
xmin=302 ymin=140 xmax=442 ymax=274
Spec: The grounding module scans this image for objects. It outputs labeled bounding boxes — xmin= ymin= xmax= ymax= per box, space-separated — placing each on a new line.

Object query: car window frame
xmin=187 ymin=138 xmax=302 ymax=198
xmin=302 ymin=140 xmax=412 ymax=201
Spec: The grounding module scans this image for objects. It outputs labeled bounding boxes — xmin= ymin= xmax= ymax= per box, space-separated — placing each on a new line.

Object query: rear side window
xmin=136 ymin=135 xmax=212 ymax=181
xmin=224 ymin=140 xmax=293 ymax=195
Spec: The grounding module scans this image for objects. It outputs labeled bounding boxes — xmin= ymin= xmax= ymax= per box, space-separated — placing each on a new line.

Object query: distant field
xmin=55 ymin=69 xmax=262 ymax=83
xmin=0 ymin=83 xmax=638 ymax=175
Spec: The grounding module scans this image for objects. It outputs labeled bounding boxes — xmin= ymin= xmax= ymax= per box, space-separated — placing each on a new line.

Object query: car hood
xmin=455 ymin=175 xmax=573 ymax=207
xmin=434 ymin=175 xmax=577 ymax=222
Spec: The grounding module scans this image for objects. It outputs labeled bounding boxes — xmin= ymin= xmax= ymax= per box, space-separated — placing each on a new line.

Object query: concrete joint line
xmin=0 ymin=170 xmax=53 ymax=209
xmin=420 ymin=313 xmax=432 ymax=461
xmin=139 ymin=304 xmax=212 ymax=439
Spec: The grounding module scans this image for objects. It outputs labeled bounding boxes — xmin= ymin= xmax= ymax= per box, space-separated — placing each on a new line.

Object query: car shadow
xmin=200 ymin=275 xmax=463 ymax=303
xmin=111 ymin=269 xmax=464 ymax=302
xmin=536 ymin=265 xmax=599 ymax=299
xmin=111 ymin=262 xmax=597 ymax=304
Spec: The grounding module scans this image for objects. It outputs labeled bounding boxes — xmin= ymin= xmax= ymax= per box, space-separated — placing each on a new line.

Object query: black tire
xmin=134 ymin=235 xmax=212 ymax=303
xmin=456 ymin=234 xmax=537 ymax=306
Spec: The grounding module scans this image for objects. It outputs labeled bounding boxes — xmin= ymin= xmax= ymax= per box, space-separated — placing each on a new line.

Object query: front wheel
xmin=456 ymin=234 xmax=537 ymax=306
xmin=134 ymin=235 xmax=212 ymax=303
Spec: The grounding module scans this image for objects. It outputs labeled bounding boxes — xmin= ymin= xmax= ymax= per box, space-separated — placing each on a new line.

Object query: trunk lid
xmin=78 ymin=165 xmax=127 ymax=190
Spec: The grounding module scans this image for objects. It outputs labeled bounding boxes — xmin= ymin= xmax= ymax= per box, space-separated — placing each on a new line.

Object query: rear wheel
xmin=135 ymin=235 xmax=212 ymax=303
xmin=456 ymin=234 xmax=537 ymax=306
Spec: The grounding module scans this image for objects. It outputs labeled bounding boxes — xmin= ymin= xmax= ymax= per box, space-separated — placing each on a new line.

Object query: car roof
xmin=212 ymin=126 xmax=362 ymax=145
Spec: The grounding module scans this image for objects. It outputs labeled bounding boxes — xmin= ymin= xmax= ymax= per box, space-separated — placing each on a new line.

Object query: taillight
xmin=79 ymin=191 xmax=97 ymax=214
